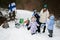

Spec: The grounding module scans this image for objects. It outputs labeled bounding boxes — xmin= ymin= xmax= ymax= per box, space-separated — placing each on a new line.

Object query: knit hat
xmin=43 ymin=4 xmax=48 ymax=8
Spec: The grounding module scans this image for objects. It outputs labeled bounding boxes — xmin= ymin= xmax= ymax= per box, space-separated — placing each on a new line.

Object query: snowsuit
xmin=28 ymin=22 xmax=39 ymax=34
xmin=47 ymin=15 xmax=55 ymax=37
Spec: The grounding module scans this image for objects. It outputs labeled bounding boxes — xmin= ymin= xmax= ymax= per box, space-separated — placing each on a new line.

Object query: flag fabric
xmin=8 ymin=2 xmax=16 ymax=13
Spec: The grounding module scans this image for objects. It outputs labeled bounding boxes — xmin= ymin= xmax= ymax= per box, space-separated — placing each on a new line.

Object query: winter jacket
xmin=34 ymin=13 xmax=40 ymax=21
xmin=28 ymin=22 xmax=39 ymax=33
xmin=32 ymin=12 xmax=40 ymax=24
xmin=47 ymin=15 xmax=55 ymax=30
xmin=39 ymin=9 xmax=49 ymax=23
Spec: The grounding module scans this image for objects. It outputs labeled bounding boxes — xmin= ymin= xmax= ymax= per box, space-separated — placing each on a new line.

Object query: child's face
xmin=31 ymin=17 xmax=36 ymax=22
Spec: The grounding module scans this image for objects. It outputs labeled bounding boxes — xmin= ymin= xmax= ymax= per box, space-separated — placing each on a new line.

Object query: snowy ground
xmin=0 ymin=10 xmax=60 ymax=40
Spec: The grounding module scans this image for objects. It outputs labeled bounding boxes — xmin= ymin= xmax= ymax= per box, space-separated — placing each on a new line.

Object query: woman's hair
xmin=43 ymin=8 xmax=47 ymax=12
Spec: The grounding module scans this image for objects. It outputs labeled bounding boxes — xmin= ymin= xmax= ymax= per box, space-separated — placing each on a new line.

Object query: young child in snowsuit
xmin=47 ymin=14 xmax=55 ymax=37
xmin=28 ymin=16 xmax=39 ymax=35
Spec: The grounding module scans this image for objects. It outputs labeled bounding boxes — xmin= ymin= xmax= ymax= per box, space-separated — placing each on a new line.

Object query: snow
xmin=0 ymin=10 xmax=60 ymax=40
xmin=16 ymin=10 xmax=33 ymax=21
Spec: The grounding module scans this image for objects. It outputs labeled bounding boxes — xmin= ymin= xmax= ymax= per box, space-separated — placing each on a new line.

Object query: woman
xmin=40 ymin=8 xmax=49 ymax=33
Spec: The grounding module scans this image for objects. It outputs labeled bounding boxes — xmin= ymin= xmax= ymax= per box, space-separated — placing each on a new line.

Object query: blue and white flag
xmin=8 ymin=2 xmax=16 ymax=13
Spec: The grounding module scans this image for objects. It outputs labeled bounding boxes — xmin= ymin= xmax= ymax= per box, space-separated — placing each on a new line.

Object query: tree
xmin=0 ymin=0 xmax=16 ymax=8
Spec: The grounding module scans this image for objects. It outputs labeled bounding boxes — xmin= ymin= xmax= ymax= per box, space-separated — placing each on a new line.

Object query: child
xmin=47 ymin=14 xmax=55 ymax=37
xmin=28 ymin=16 xmax=39 ymax=35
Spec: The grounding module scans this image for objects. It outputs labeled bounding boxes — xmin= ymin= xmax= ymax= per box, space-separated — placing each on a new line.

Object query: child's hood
xmin=50 ymin=15 xmax=54 ymax=20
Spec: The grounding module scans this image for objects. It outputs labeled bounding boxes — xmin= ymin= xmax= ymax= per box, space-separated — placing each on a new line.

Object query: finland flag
xmin=8 ymin=2 xmax=16 ymax=13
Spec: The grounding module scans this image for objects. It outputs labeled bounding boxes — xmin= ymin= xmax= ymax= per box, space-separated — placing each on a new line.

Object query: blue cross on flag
xmin=8 ymin=2 xmax=16 ymax=13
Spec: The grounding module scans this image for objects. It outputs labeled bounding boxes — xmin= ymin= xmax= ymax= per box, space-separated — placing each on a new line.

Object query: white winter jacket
xmin=39 ymin=9 xmax=49 ymax=23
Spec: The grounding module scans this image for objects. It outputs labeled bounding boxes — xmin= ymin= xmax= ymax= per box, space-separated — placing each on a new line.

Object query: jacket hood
xmin=50 ymin=15 xmax=54 ymax=20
